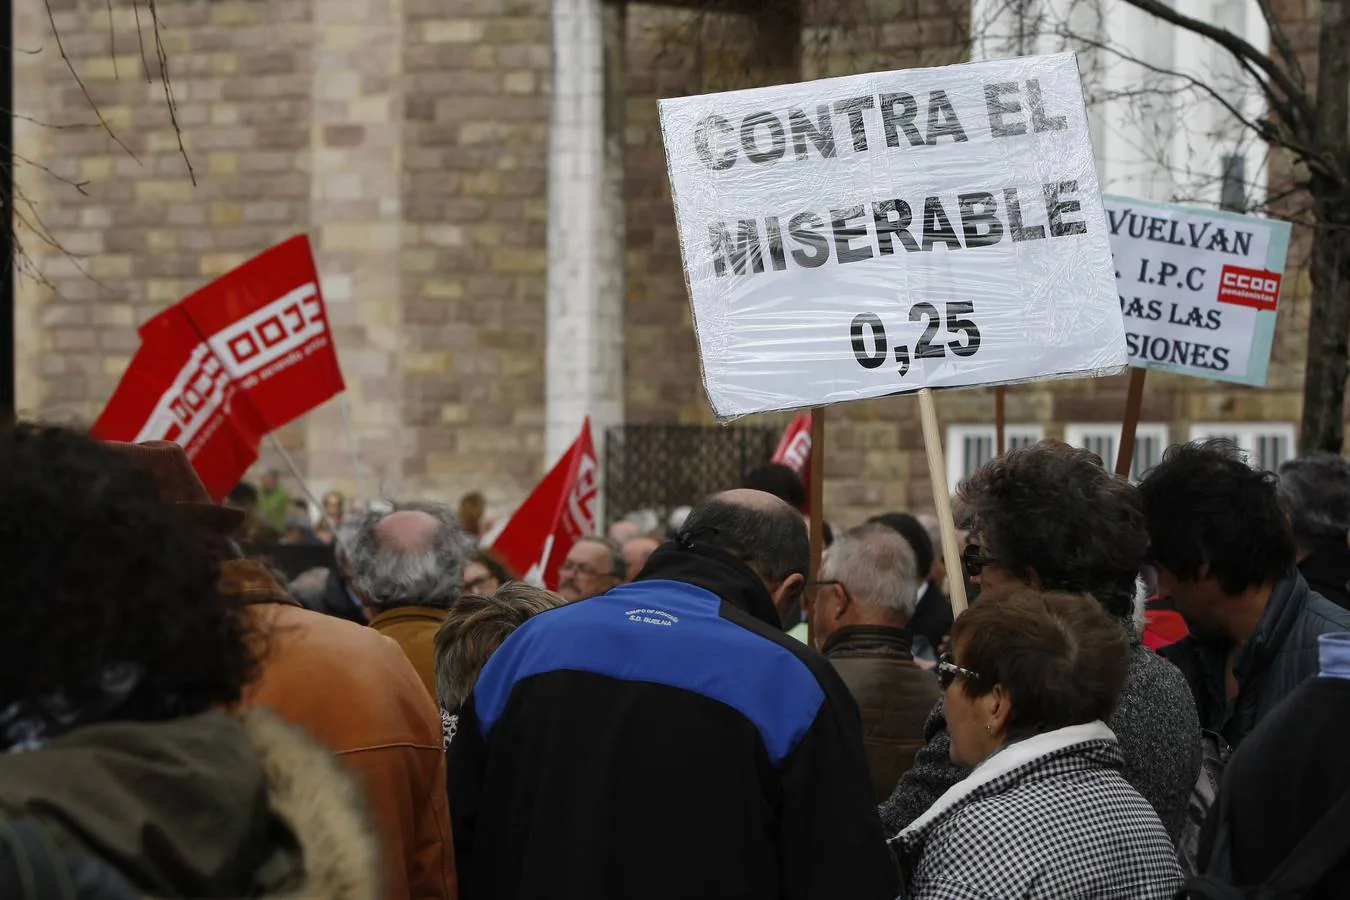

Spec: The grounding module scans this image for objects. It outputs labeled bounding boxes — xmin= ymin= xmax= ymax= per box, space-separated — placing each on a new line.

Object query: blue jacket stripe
xmin=472 ymin=580 xmax=824 ymax=766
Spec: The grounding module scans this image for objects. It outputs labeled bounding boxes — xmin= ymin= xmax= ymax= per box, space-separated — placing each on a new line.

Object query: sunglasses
xmin=962 ymin=543 xmax=999 ymax=577
xmin=937 ymin=652 xmax=982 ymax=691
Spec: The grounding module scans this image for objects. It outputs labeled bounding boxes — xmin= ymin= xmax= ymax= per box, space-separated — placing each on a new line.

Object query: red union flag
xmin=92 ymin=306 xmax=266 ymax=499
xmin=486 ymin=419 xmax=598 ymax=590
xmin=772 ymin=411 xmax=813 ymax=514
xmin=93 ymin=235 xmax=345 ymax=498
xmin=149 ymin=235 xmax=345 ymax=430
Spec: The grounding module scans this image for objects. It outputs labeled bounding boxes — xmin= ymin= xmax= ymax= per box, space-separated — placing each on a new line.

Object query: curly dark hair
xmin=0 ymin=423 xmax=259 ymax=721
xmin=1140 ymin=439 xmax=1294 ymax=594
xmin=957 ymin=440 xmax=1147 ymax=620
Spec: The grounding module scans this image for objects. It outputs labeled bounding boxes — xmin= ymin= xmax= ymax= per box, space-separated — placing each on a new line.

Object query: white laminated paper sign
xmin=659 ymin=52 xmax=1125 ymax=420
xmin=1106 ymin=195 xmax=1290 ymax=386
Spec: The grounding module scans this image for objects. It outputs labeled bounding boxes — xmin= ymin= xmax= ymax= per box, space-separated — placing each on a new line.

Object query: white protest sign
xmin=1106 ymin=196 xmax=1291 ymax=386
xmin=659 ymin=53 xmax=1124 ymax=421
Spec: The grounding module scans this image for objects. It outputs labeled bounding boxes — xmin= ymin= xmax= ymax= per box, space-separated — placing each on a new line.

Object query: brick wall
xmin=624 ymin=2 xmax=801 ymax=428
xmin=398 ymin=0 xmax=552 ymax=511
xmin=15 ymin=0 xmax=314 ymax=425
xmin=14 ymin=0 xmax=554 ymax=515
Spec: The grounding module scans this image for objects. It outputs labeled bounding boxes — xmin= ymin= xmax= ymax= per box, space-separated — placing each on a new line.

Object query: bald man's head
xmin=679 ymin=489 xmax=810 ymax=585
xmin=375 ymin=509 xmax=439 ymax=553
xmin=347 ymin=501 xmax=470 ymax=611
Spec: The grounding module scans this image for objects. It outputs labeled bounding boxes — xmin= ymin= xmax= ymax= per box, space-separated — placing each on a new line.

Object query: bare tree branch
xmin=1254 ymin=0 xmax=1307 ymax=92
xmin=42 ymin=0 xmax=139 ymax=163
xmin=145 ymin=0 xmax=196 ymax=185
xmin=1064 ymin=30 xmax=1277 ymax=149
xmin=7 ymin=113 xmax=101 ymax=131
xmin=105 ymin=0 xmax=118 ymax=79
xmin=12 ymin=152 xmax=91 ymax=196
xmin=1119 ymin=0 xmax=1315 ymax=127
xmin=132 ymin=0 xmax=152 ymax=82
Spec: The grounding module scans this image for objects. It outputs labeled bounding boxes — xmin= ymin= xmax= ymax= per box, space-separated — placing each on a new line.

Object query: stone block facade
xmin=15 ymin=0 xmax=552 ymax=515
xmin=12 ymin=0 xmax=1327 ymax=530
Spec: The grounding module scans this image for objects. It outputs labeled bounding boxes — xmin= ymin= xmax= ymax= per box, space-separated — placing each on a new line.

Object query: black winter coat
xmin=1161 ymin=569 xmax=1350 ymax=749
xmin=447 ymin=542 xmax=898 ymax=900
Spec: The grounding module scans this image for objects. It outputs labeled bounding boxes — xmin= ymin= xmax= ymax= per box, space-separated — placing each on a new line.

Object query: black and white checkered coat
xmin=890 ymin=722 xmax=1182 ymax=899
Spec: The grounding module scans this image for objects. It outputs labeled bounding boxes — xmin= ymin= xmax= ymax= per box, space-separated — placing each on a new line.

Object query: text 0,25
xmin=850 ymin=301 xmax=982 ymax=376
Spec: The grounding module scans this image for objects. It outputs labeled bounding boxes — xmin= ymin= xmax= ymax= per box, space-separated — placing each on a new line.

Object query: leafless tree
xmin=974 ymin=0 xmax=1349 ymax=452
xmin=10 ymin=0 xmax=192 ymax=294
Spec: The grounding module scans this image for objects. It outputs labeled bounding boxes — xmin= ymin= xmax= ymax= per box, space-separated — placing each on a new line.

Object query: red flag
xmin=486 ymin=419 xmax=598 ymax=590
xmin=147 ymin=234 xmax=345 ymax=431
xmin=93 ymin=235 xmax=345 ymax=498
xmin=92 ymin=306 xmax=264 ymax=500
xmin=772 ymin=412 xmax=813 ymax=513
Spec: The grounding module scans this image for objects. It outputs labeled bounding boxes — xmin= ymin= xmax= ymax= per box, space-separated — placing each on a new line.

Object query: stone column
xmin=305 ymin=0 xmax=407 ymax=500
xmin=545 ymin=0 xmax=627 ymax=471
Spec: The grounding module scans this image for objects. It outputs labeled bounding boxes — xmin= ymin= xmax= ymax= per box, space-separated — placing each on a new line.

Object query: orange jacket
xmin=224 ymin=559 xmax=457 ymax=900
xmin=370 ymin=606 xmax=449 ymax=699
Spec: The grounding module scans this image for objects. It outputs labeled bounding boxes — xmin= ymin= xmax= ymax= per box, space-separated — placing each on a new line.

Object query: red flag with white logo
xmin=91 ymin=306 xmax=265 ymax=500
xmin=771 ymin=411 xmax=813 ymax=514
xmin=486 ymin=419 xmax=598 ymax=591
xmin=158 ymin=235 xmax=345 ymax=430
xmin=92 ymin=235 xmax=344 ymax=497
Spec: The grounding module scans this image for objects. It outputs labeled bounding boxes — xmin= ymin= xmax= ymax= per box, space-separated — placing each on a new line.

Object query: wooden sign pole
xmin=994 ymin=386 xmax=1007 ymax=456
xmin=1114 ymin=368 xmax=1147 ymax=478
xmin=918 ymin=389 xmax=969 ymax=616
xmin=807 ymin=407 xmax=825 ymax=647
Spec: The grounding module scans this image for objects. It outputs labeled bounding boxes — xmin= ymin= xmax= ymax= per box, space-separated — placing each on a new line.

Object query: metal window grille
xmin=1133 ymin=433 xmax=1164 ymax=479
xmin=1081 ymin=433 xmax=1115 ymax=466
xmin=1065 ymin=424 xmax=1169 ymax=482
xmin=603 ymin=424 xmax=779 ymax=530
xmin=1220 ymin=153 xmax=1247 ymax=212
xmin=947 ymin=425 xmax=1044 ymax=491
xmin=1189 ymin=424 xmax=1297 ymax=472
xmin=1254 ymin=432 xmax=1292 ymax=472
xmin=961 ymin=434 xmax=996 ymax=480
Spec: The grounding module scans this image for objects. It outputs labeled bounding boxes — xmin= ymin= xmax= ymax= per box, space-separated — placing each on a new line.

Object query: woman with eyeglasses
xmin=890 ymin=584 xmax=1182 ymax=899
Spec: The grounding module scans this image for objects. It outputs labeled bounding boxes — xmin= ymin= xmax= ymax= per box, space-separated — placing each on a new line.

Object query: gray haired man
xmin=811 ymin=523 xmax=943 ymax=803
xmin=346 ymin=501 xmax=472 ymax=697
xmin=557 ymin=536 xmax=624 ymax=602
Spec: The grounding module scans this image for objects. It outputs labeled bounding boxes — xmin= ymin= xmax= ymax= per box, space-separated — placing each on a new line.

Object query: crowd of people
xmin=3 ymin=422 xmax=1350 ymax=898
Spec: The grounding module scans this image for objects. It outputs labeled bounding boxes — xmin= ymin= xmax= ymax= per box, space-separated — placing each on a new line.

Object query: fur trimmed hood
xmin=237 ymin=707 xmax=382 ymax=900
xmin=0 ymin=709 xmax=380 ymax=900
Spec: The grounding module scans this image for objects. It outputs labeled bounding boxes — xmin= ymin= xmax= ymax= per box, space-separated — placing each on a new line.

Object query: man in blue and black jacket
xmin=447 ymin=489 xmax=898 ymax=900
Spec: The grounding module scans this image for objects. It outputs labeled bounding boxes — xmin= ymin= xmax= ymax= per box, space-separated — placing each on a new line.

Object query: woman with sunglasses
xmin=891 ymin=584 xmax=1182 ymax=899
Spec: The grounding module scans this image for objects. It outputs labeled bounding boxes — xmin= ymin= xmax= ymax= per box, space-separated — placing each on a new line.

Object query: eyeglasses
xmin=559 ymin=560 xmax=618 ymax=580
xmin=937 ymin=652 xmax=982 ymax=691
xmin=462 ymin=575 xmax=495 ymax=595
xmin=962 ymin=543 xmax=999 ymax=577
xmin=806 ymin=579 xmax=855 ymax=606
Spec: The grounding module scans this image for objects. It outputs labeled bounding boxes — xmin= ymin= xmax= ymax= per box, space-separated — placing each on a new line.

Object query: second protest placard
xmin=660 ymin=52 xmax=1124 ymax=420
xmin=1106 ymin=195 xmax=1291 ymax=386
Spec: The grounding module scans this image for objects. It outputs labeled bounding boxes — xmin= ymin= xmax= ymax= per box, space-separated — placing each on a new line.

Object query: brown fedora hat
xmin=102 ymin=440 xmax=245 ymax=535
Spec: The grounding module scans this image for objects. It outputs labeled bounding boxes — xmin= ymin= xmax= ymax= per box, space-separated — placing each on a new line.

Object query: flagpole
xmin=267 ymin=433 xmax=337 ymax=534
xmin=336 ymin=392 xmax=370 ymax=501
